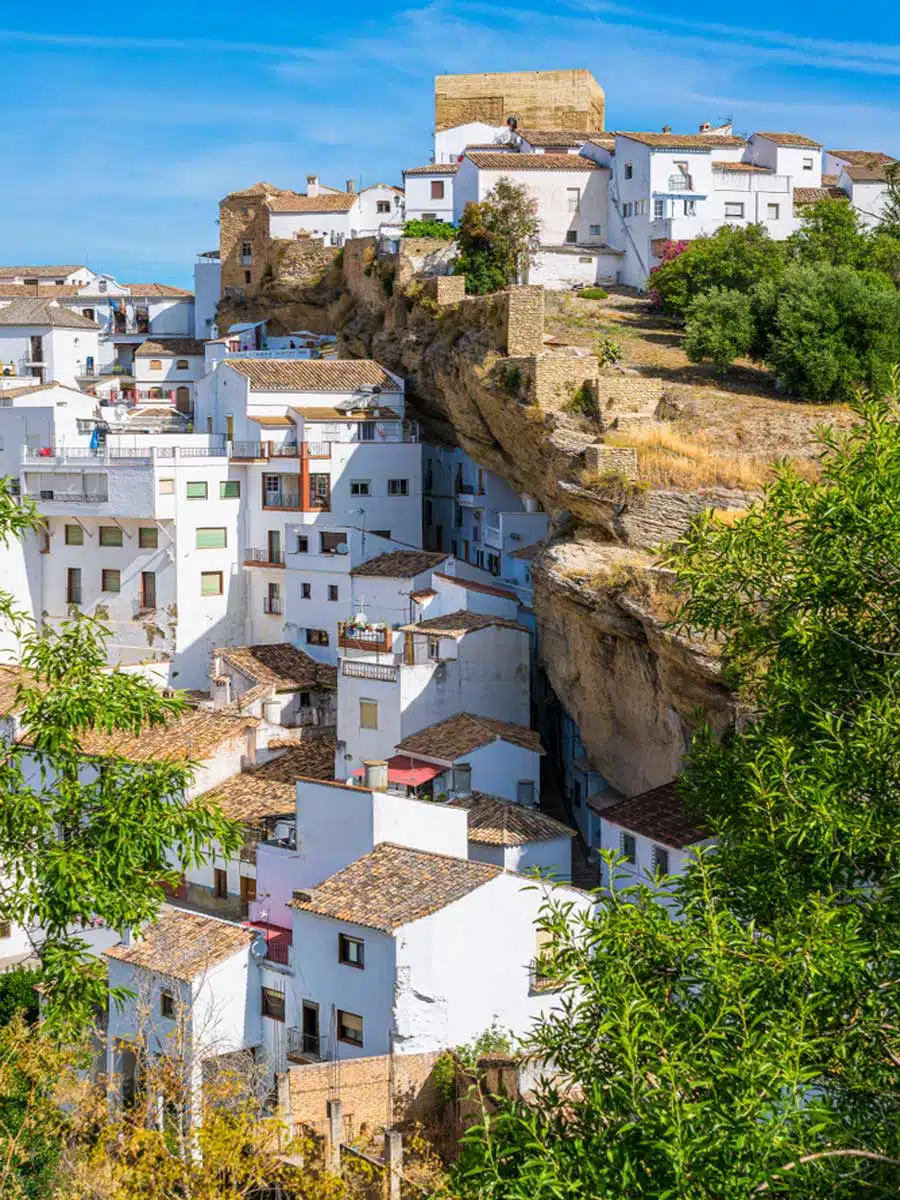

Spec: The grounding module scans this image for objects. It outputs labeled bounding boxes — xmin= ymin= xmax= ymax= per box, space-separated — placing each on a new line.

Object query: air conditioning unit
xmin=40 ymin=490 xmax=54 ymax=500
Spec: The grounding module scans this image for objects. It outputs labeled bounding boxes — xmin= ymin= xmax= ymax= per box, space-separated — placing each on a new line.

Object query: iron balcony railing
xmin=286 ymin=1029 xmax=329 ymax=1062
xmin=263 ymin=488 xmax=301 ymax=510
xmin=341 ymin=660 xmax=398 ymax=682
xmin=338 ymin=621 xmax=392 ymax=653
xmin=245 ymin=547 xmax=285 ymax=566
xmin=667 ymin=175 xmax=692 ymax=191
xmin=230 ymin=440 xmax=265 ymax=459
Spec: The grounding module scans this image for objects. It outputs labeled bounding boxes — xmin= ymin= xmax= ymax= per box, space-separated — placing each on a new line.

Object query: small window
xmin=684 ymin=199 xmax=697 ymax=217
xmin=65 ymin=524 xmax=83 ymax=546
xmin=766 ymin=203 xmax=780 ymax=220
xmin=453 ymin=763 xmax=472 ymax=794
xmin=186 ymin=481 xmax=208 ymax=499
xmin=350 ymin=480 xmax=370 ymax=496
xmin=359 ymin=699 xmax=378 ymax=730
xmin=430 ymin=180 xmax=445 ymax=200
xmin=565 ymin=230 xmax=578 ymax=244
xmin=339 ymin=934 xmax=365 ymax=968
xmin=160 ymin=991 xmax=175 ymax=1019
xmin=148 ymin=359 xmax=162 ymax=371
xmin=652 ymin=845 xmax=670 ymax=876
xmin=653 ymin=199 xmax=665 ymax=219
xmin=372 ymin=530 xmax=390 ymax=540
xmin=196 ymin=527 xmax=227 ymax=549
xmin=724 ymin=201 xmax=744 ymax=219
xmin=624 ymin=162 xmax=633 ymax=179
xmin=175 ymin=359 xmax=190 ymax=370
xmin=620 ymin=831 xmax=637 ymax=865
xmin=387 ymin=479 xmax=408 ymax=496
xmin=622 ymin=202 xmax=633 ymax=218
xmin=220 ymin=480 xmax=240 ymax=499
xmin=101 ymin=568 xmax=120 ymax=593
xmin=261 ymin=987 xmax=285 ymax=1022
xmin=0 ymin=921 xmax=11 ymax=939
xmin=566 ymin=187 xmax=580 ymax=213
xmin=306 ymin=629 xmax=329 ymax=646
xmin=138 ymin=526 xmax=158 ymax=549
xmin=376 ymin=200 xmax=391 ymax=214
xmin=589 ymin=223 xmax=602 ymax=235
xmin=301 ymin=583 xmax=311 ymax=599
xmin=201 ymin=571 xmax=223 ymax=597
xmin=802 ymin=156 xmax=814 ymax=170
xmin=244 ymin=270 xmax=252 ymax=285
xmin=337 ymin=1009 xmax=363 ymax=1046
xmin=158 ymin=478 xmax=175 ymax=495
xmin=213 ymin=868 xmax=228 ymax=898
xmin=517 ymin=780 xmax=536 ymax=806
xmin=296 ymin=535 xmax=309 ymax=553
xmin=427 ymin=637 xmax=441 ymax=660
xmin=99 ymin=525 xmax=123 ymax=547
xmin=421 ymin=212 xmax=437 ymax=221
xmin=320 ymin=531 xmax=343 ymax=554
xmin=82 ymin=308 xmax=95 ymax=321
xmin=328 ymin=585 xmax=339 ymax=602
xmin=241 ymin=241 xmax=252 ymax=257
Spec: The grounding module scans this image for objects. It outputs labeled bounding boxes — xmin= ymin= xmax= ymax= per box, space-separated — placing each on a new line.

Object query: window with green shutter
xmin=101 ymin=568 xmax=121 ymax=593
xmin=196 ymin=527 xmax=227 ymax=549
xmin=186 ymin=481 xmax=208 ymax=499
xmin=99 ymin=526 xmax=123 ymax=547
xmin=220 ymin=480 xmax=240 ymax=499
xmin=138 ymin=527 xmax=158 ymax=549
xmin=64 ymin=524 xmax=83 ymax=546
xmin=200 ymin=571 xmax=223 ymax=596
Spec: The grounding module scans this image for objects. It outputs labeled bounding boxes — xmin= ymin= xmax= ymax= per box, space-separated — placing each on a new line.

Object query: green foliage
xmin=432 ymin=1052 xmax=456 ymax=1103
xmin=0 ymin=969 xmax=40 ymax=1026
xmin=651 ymin=223 xmax=785 ymax=318
xmin=594 ymin=335 xmax=622 ymax=366
xmin=454 ymin=179 xmax=540 ymax=295
xmin=456 ymin=387 xmax=900 ymax=1198
xmin=563 ymin=381 xmax=597 ymax=417
xmin=788 ymin=199 xmax=870 ymax=268
xmin=456 ymin=1024 xmax=513 ymax=1071
xmin=683 ymin=286 xmax=756 ymax=372
xmin=576 ymin=287 xmax=608 ymax=300
xmin=403 ymin=218 xmax=456 ymax=240
xmin=878 ymin=161 xmax=900 ymax=236
xmin=496 ymin=364 xmax=523 ymax=396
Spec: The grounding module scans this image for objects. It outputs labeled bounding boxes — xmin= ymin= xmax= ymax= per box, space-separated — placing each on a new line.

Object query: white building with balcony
xmin=132 ymin=339 xmax=207 ymax=414
xmin=0 ymin=300 xmax=100 ymax=388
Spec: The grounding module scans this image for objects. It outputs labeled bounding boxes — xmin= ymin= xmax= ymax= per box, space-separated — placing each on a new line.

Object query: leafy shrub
xmin=595 ymin=336 xmax=623 ymax=366
xmin=577 ymin=287 xmax=609 ymax=300
xmin=454 ymin=180 xmax=540 ymax=295
xmin=564 ymin=381 xmax=598 ymax=417
xmin=403 ymin=218 xmax=456 ymax=240
xmin=684 ymin=287 xmax=756 ymax=372
xmin=496 ymin=364 xmax=523 ymax=396
xmin=0 ymin=968 xmax=39 ymax=1026
xmin=432 ymin=1052 xmax=456 ymax=1103
xmin=651 ymin=224 xmax=786 ymax=319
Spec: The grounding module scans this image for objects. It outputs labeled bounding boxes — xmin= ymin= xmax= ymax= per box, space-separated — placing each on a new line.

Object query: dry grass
xmin=604 ymin=426 xmax=774 ymax=491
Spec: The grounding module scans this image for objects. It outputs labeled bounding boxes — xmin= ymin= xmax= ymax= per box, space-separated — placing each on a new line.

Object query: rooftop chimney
xmin=306 ymin=174 xmax=319 ymax=197
xmin=363 ymin=760 xmax=389 ymax=792
xmin=699 ymin=121 xmax=711 ymax=133
xmin=662 ymin=124 xmax=672 ymax=134
xmin=346 ymin=179 xmax=356 ymax=194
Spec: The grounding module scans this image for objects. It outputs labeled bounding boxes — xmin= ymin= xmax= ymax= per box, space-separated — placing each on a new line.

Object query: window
xmin=387 ymin=479 xmax=408 ymax=496
xmin=66 ymin=568 xmax=82 ymax=605
xmin=0 ymin=921 xmax=10 ymax=939
xmin=620 ymin=831 xmax=637 ymax=865
xmin=82 ymin=308 xmax=95 ymax=321
xmin=98 ymin=280 xmax=107 ymax=292
xmin=424 ymin=499 xmax=433 ymax=524
xmin=653 ymin=199 xmax=665 ymax=219
xmin=455 ymin=504 xmax=463 ymax=528
xmin=320 ymin=531 xmax=344 ymax=554
xmin=220 ymin=480 xmax=240 ymax=499
xmin=196 ymin=527 xmax=227 ymax=549
xmin=201 ymin=571 xmax=223 ymax=597
xmin=624 ymin=162 xmax=633 ymax=179
xmin=339 ymin=934 xmax=365 ymax=968
xmin=213 ymin=868 xmax=228 ymax=898
xmin=99 ymin=525 xmax=123 ymax=547
xmin=652 ymin=845 xmax=670 ymax=876
xmin=357 ymin=421 xmax=375 ymax=441
xmin=802 ymin=156 xmax=814 ymax=170
xmin=136 ymin=526 xmax=158 ymax=550
xmin=306 ymin=629 xmax=329 ymax=646
xmin=724 ymin=201 xmax=745 ymax=219
xmin=140 ymin=571 xmax=156 ymax=610
xmin=244 ymin=270 xmax=252 ymax=284
xmin=359 ymin=699 xmax=378 ymax=730
xmin=421 ymin=212 xmax=437 ymax=221
xmin=301 ymin=583 xmax=311 ymax=599
xmin=158 ymin=478 xmax=174 ymax=495
xmin=517 ymin=780 xmax=536 ymax=806
xmin=328 ymin=585 xmax=339 ymax=602
xmin=65 ymin=524 xmax=83 ymax=546
xmin=350 ymin=479 xmax=370 ymax=496
xmin=430 ymin=179 xmax=445 ymax=200
xmin=372 ymin=530 xmax=390 ymax=540
xmin=149 ymin=359 xmax=162 ymax=371
xmin=261 ymin=987 xmax=285 ymax=1022
xmin=589 ymin=223 xmax=602 ymax=236
xmin=160 ymin=991 xmax=175 ymax=1019
xmin=175 ymin=359 xmax=190 ymax=370
xmin=376 ymin=200 xmax=391 ymax=214
xmin=622 ymin=202 xmax=633 ymax=218
xmin=566 ymin=187 xmax=581 ymax=213
xmin=101 ymin=568 xmax=120 ymax=593
xmin=453 ymin=763 xmax=472 ymax=794
xmin=565 ymin=230 xmax=578 ymax=244
xmin=684 ymin=199 xmax=697 ymax=217
xmin=767 ymin=202 xmax=780 ymax=220
xmin=296 ymin=535 xmax=309 ymax=553
xmin=186 ymin=481 xmax=208 ymax=499
xmin=427 ymin=637 xmax=441 ymax=660
xmin=241 ymin=241 xmax=252 ymax=257
xmin=337 ymin=1010 xmax=363 ymax=1046
xmin=309 ymin=474 xmax=330 ymax=507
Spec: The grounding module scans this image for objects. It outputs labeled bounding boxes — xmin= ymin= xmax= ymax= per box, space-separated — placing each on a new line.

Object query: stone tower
xmin=434 ymin=69 xmax=605 ymax=134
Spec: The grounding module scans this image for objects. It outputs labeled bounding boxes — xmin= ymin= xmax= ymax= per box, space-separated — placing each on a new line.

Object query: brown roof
xmin=449 ymin=793 xmax=574 ymax=845
xmin=197 ymin=772 xmax=295 ymax=824
xmin=617 ymin=131 xmax=746 ymax=148
xmin=0 ymin=381 xmax=76 ymax=400
xmin=585 ymin=133 xmax=616 ymax=150
xmin=518 ymin=129 xmax=599 ymax=147
xmin=0 ymin=264 xmax=81 ymax=278
xmin=75 ymin=709 xmax=254 ymax=763
xmin=754 ymin=131 xmax=822 ymax=148
xmin=828 ymin=150 xmax=896 ymax=166
xmin=351 ymin=550 xmax=448 ymax=578
xmin=290 ymin=405 xmax=400 ymax=420
xmin=225 ymin=359 xmax=399 ymax=393
xmin=134 ymin=338 xmax=206 ymax=358
xmin=845 ymin=163 xmax=893 ymax=182
xmin=252 ymin=735 xmax=337 ymax=783
xmin=396 ymin=712 xmax=544 ymax=762
xmin=0 ymin=284 xmax=80 ymax=298
xmin=794 ymin=186 xmax=849 ymax=207
xmin=466 ymin=152 xmax=603 ymax=172
xmin=290 ymin=842 xmax=501 ymax=931
xmin=0 ymin=299 xmax=98 ymax=329
xmin=432 ymin=571 xmax=517 ymax=601
xmin=410 ymin=587 xmax=437 ymax=603
xmin=123 ymin=283 xmax=193 ymax=297
xmin=403 ymin=162 xmax=460 ymax=176
xmin=226 ymin=181 xmax=291 ymax=198
xmin=402 ymin=610 xmax=528 ymax=638
xmin=247 ymin=414 xmax=293 ymax=427
xmin=713 ymin=162 xmax=773 ymax=173
xmin=590 ymin=781 xmax=707 ymax=849
xmin=267 ymin=192 xmax=357 ymax=213
xmin=216 ymin=643 xmax=336 ymax=691
xmin=509 ymin=543 xmax=540 ymax=561
xmin=105 ymin=909 xmax=254 ymax=981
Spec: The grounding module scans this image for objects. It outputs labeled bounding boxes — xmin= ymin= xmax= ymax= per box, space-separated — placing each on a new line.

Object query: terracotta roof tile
xmin=123 ymin=283 xmax=194 ymax=297
xmin=0 ymin=264 xmax=81 ymax=278
xmin=252 ymin=735 xmax=336 ymax=783
xmin=828 ymin=150 xmax=896 ymax=166
xmin=196 ymin=772 xmax=295 ymax=824
xmin=134 ymin=338 xmax=206 ymax=357
xmin=0 ymin=299 xmax=98 ymax=329
xmin=713 ymin=162 xmax=774 ymax=173
xmin=466 ymin=152 xmax=603 ymax=171
xmin=216 ymin=643 xmax=336 ymax=691
xmin=449 ymin=793 xmax=575 ymax=845
xmin=289 ymin=405 xmax=400 ymax=420
xmin=845 ymin=163 xmax=893 ymax=182
xmin=402 ymin=610 xmax=528 ymax=638
xmin=225 ymin=359 xmax=400 ymax=393
xmin=75 ymin=709 xmax=254 ymax=763
xmin=403 ymin=163 xmax=460 ymax=176
xmin=590 ymin=781 xmax=707 ymax=849
xmin=267 ymin=193 xmax=357 ymax=213
xmin=0 ymin=284 xmax=81 ymax=298
xmin=518 ymin=129 xmax=597 ymax=147
xmin=396 ymin=712 xmax=544 ymax=762
xmin=509 ymin=543 xmax=540 ymax=561
xmin=105 ymin=909 xmax=253 ymax=981
xmin=433 ymin=571 xmax=517 ymax=601
xmin=0 ymin=665 xmax=31 ymax=716
xmin=794 ymin=186 xmax=849 ymax=206
xmin=289 ymin=842 xmax=501 ymax=931
xmin=351 ymin=550 xmax=448 ymax=578
xmin=617 ymin=131 xmax=746 ymax=148
xmin=754 ymin=131 xmax=822 ymax=148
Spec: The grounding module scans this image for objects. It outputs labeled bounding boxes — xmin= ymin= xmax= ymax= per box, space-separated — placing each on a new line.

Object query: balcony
xmin=262 ymin=487 xmax=301 ymax=511
xmin=30 ymin=486 xmax=109 ymax=504
xmin=341 ymin=660 xmax=398 ymax=682
xmin=263 ymin=595 xmax=283 ymax=615
xmin=244 ymin=548 xmax=285 ymax=567
xmin=667 ymin=175 xmax=692 ymax=191
xmin=484 ymin=525 xmax=502 ymax=550
xmin=269 ymin=442 xmax=299 ymax=459
xmin=287 ymin=1030 xmax=329 ymax=1064
xmin=230 ymin=441 xmax=265 ymax=460
xmin=338 ymin=621 xmax=392 ymax=653
xmin=23 ymin=444 xmax=226 ymax=465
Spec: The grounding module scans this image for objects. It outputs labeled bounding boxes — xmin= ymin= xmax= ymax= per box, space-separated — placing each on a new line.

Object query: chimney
xmin=363 ymin=760 xmax=389 ymax=791
xmin=662 ymin=124 xmax=672 ymax=134
xmin=306 ymin=174 xmax=319 ymax=197
xmin=346 ymin=179 xmax=356 ymax=194
xmin=699 ymin=121 xmax=711 ymax=133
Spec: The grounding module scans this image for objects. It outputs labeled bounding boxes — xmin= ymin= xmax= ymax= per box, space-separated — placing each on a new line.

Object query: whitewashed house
xmin=0 ymin=264 xmax=95 ymax=287
xmin=356 ymin=183 xmax=405 ymax=235
xmin=823 ymin=150 xmax=897 ymax=229
xmin=132 ymin=339 xmax=207 ymax=413
xmin=0 ymin=300 xmax=100 ymax=388
xmin=402 ymin=163 xmax=458 ymax=224
xmin=448 ymin=793 xmax=574 ymax=880
xmin=590 ymin=781 xmax=709 ymax=891
xmin=210 ymin=643 xmax=336 ymax=732
xmin=433 ymin=121 xmax=512 ymax=162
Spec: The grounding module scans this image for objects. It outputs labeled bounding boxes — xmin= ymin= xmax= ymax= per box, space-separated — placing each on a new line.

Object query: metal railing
xmin=342 ymin=660 xmax=398 ymax=682
xmin=667 ymin=175 xmax=692 ymax=191
xmin=28 ymin=489 xmax=109 ymax=504
xmin=265 ymin=939 xmax=290 ymax=966
xmin=262 ymin=489 xmax=301 ymax=510
xmin=245 ymin=547 xmax=285 ymax=566
xmin=230 ymin=441 xmax=264 ymax=459
xmin=23 ymin=444 xmax=225 ymax=464
xmin=263 ymin=596 xmax=283 ymax=615
xmin=286 ymin=1029 xmax=329 ymax=1062
xmin=338 ymin=621 xmax=392 ymax=652
xmin=270 ymin=442 xmax=299 ymax=458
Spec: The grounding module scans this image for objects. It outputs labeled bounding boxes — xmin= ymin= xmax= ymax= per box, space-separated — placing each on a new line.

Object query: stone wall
xmin=284 ymin=1051 xmax=442 ymax=1141
xmin=395 ymin=238 xmax=458 ymax=285
xmin=584 ymin=443 xmax=639 ymax=479
xmin=434 ymin=69 xmax=605 ymax=133
xmin=269 ymin=237 xmax=338 ymax=284
xmin=219 ymin=194 xmax=271 ymax=296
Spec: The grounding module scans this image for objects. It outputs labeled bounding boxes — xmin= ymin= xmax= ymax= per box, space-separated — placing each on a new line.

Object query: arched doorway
xmin=175 ymin=386 xmax=191 ymax=414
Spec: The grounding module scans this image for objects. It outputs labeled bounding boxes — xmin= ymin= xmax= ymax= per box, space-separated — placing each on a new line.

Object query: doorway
xmin=175 ymin=386 xmax=191 ymax=414
xmin=301 ymin=1001 xmax=320 ymax=1055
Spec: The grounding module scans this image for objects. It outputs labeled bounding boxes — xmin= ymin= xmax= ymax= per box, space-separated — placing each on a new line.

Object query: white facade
xmin=193 ymin=254 xmax=221 ymax=339
xmin=356 ymin=184 xmax=405 ymax=235
xmin=467 ymin=834 xmax=572 ymax=881
xmin=133 ymin=343 xmax=206 ymax=411
xmin=0 ymin=314 xmax=100 ymax=389
xmin=402 ymin=167 xmax=457 ymax=224
xmin=434 ymin=121 xmax=511 ymax=162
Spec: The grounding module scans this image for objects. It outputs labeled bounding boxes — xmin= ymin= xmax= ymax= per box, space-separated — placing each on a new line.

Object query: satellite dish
xmin=250 ymin=934 xmax=268 ymax=960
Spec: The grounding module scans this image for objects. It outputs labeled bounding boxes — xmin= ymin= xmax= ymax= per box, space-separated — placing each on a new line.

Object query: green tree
xmin=650 ymin=224 xmax=785 ymax=318
xmin=877 ymin=160 xmax=900 ymax=237
xmin=455 ymin=385 xmax=900 ymax=1198
xmin=0 ymin=968 xmax=40 ymax=1026
xmin=787 ymin=198 xmax=870 ymax=268
xmin=454 ymin=178 xmax=540 ymax=294
xmin=683 ymin=286 xmax=756 ymax=371
xmin=402 ymin=218 xmax=456 ymax=240
xmin=0 ymin=481 xmax=241 ymax=1032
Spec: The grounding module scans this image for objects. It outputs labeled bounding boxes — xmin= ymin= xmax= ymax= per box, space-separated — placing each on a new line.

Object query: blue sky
xmin=1 ymin=0 xmax=898 ymax=287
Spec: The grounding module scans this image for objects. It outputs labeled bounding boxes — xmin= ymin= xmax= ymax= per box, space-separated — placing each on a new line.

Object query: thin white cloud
xmin=0 ymin=29 xmax=310 ymax=57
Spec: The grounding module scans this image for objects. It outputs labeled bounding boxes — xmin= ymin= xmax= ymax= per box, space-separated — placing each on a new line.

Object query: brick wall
xmin=285 ymin=1051 xmax=442 ymax=1141
xmin=434 ymin=70 xmax=605 ymax=133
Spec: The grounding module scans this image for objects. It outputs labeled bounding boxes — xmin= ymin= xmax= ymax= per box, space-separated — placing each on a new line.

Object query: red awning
xmin=352 ymin=755 xmax=442 ymax=788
